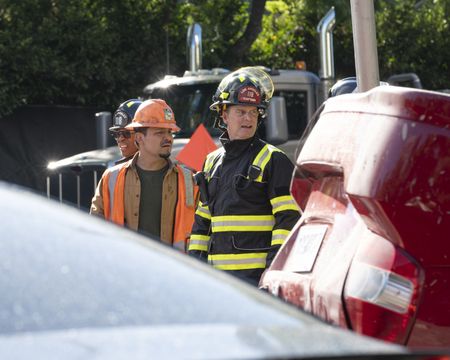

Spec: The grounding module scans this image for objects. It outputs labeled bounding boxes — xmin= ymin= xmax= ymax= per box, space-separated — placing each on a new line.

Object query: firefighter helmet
xmin=125 ymin=99 xmax=180 ymax=132
xmin=110 ymin=99 xmax=143 ymax=131
xmin=210 ymin=66 xmax=274 ymax=112
xmin=210 ymin=67 xmax=274 ymax=130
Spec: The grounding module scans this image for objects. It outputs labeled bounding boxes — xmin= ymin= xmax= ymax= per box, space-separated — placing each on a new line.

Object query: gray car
xmin=0 ymin=182 xmax=437 ymax=360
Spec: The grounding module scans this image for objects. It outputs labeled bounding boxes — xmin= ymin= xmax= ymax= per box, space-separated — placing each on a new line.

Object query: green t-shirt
xmin=136 ymin=163 xmax=169 ymax=239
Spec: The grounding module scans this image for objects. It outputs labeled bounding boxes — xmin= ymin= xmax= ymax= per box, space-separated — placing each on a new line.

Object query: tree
xmin=223 ymin=0 xmax=267 ymax=65
xmin=1 ymin=0 xmax=449 ymax=118
xmin=376 ymin=0 xmax=450 ymax=90
xmin=249 ymin=0 xmax=450 ymax=90
xmin=0 ymin=0 xmax=185 ymax=116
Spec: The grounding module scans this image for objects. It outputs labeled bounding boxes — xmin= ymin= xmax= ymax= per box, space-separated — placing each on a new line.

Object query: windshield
xmin=148 ymin=83 xmax=222 ymax=138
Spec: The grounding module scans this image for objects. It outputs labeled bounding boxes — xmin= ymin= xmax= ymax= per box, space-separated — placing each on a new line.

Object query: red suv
xmin=260 ymin=86 xmax=450 ymax=349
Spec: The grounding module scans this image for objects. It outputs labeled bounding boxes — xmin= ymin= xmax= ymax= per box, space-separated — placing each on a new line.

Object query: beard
xmin=159 ymin=152 xmax=171 ymax=159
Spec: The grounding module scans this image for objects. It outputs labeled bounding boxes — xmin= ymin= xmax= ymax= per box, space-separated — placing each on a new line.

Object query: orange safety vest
xmin=102 ymin=163 xmax=198 ymax=252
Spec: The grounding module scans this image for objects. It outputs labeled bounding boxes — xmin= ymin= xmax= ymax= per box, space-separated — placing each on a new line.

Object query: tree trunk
xmin=225 ymin=0 xmax=267 ymax=66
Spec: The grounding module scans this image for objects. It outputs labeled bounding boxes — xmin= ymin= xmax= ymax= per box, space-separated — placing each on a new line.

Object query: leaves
xmin=0 ymin=0 xmax=449 ymax=117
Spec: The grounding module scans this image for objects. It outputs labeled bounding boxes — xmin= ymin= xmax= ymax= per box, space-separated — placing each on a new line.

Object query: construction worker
xmin=109 ymin=99 xmax=142 ymax=164
xmin=188 ymin=67 xmax=301 ymax=285
xmin=90 ymin=99 xmax=198 ymax=252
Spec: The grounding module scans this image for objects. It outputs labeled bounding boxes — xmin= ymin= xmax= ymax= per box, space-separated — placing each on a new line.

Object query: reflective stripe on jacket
xmin=188 ymin=135 xmax=300 ymax=284
xmin=99 ymin=158 xmax=198 ymax=252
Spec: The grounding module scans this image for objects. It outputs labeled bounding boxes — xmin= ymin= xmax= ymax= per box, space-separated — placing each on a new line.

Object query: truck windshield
xmin=148 ymin=83 xmax=222 ymax=138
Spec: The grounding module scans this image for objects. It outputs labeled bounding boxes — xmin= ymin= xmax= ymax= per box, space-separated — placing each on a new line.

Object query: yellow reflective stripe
xmin=270 ymin=195 xmax=299 ymax=214
xmin=253 ymin=144 xmax=269 ymax=169
xmin=211 ymin=215 xmax=274 ymax=232
xmin=208 ymin=252 xmax=267 ymax=270
xmin=252 ymin=144 xmax=283 ymax=182
xmin=204 ymin=156 xmax=214 ymax=173
xmin=188 ymin=234 xmax=210 ymax=251
xmin=195 ymin=202 xmax=211 ymax=220
xmin=204 ymin=149 xmax=223 ymax=175
xmin=271 ymin=229 xmax=291 ymax=246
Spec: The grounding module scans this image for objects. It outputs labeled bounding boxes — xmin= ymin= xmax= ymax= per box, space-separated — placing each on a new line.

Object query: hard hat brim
xmin=125 ymin=122 xmax=180 ymax=132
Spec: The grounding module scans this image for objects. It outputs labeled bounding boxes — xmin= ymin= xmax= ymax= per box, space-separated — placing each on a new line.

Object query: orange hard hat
xmin=125 ymin=99 xmax=180 ymax=132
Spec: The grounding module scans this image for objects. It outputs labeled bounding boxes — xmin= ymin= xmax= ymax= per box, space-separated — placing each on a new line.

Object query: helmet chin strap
xmin=214 ymin=104 xmax=228 ymax=131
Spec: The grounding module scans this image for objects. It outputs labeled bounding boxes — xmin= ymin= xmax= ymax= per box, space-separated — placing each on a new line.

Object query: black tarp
xmin=0 ymin=105 xmax=101 ymax=193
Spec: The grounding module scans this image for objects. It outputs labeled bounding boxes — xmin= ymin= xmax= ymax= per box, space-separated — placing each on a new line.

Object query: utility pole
xmin=350 ymin=0 xmax=380 ymax=91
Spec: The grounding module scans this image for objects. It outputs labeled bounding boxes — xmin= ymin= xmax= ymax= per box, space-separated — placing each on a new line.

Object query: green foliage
xmin=0 ymin=0 xmax=184 ymax=116
xmin=376 ymin=0 xmax=450 ymax=89
xmin=176 ymin=0 xmax=249 ymax=68
xmin=1 ymin=0 xmax=449 ymax=117
xmin=250 ymin=0 xmax=354 ymax=74
xmin=250 ymin=0 xmax=450 ymax=90
xmin=249 ymin=1 xmax=299 ymax=68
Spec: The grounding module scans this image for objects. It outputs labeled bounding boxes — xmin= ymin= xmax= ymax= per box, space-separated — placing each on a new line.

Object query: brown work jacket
xmin=90 ymin=154 xmax=197 ymax=251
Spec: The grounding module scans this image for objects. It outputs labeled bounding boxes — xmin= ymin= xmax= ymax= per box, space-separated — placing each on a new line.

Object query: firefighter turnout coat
xmin=188 ymin=134 xmax=301 ymax=284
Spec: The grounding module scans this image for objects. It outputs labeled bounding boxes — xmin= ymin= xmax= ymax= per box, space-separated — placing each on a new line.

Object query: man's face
xmin=112 ymin=130 xmax=138 ymax=158
xmin=222 ymin=105 xmax=259 ymax=141
xmin=137 ymin=127 xmax=174 ymax=159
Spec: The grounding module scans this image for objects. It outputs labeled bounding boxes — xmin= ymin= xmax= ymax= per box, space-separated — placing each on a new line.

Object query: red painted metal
xmin=260 ymin=86 xmax=450 ymax=348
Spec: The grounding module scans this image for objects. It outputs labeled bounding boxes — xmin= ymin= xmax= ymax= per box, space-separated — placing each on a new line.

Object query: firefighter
xmin=188 ymin=67 xmax=301 ymax=285
xmin=90 ymin=99 xmax=198 ymax=252
xmin=109 ymin=99 xmax=142 ymax=164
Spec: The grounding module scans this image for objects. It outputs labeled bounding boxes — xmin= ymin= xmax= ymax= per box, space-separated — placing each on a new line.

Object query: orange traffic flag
xmin=176 ymin=123 xmax=218 ymax=171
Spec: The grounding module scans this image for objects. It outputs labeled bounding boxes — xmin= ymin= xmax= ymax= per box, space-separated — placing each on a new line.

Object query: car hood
xmin=0 ymin=182 xmax=410 ymax=359
xmin=0 ymin=324 xmax=408 ymax=360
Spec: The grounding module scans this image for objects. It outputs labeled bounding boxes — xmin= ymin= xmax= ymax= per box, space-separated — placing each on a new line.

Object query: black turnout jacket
xmin=188 ymin=134 xmax=301 ymax=285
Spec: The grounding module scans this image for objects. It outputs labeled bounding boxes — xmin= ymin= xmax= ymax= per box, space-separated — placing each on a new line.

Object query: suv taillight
xmin=290 ymin=168 xmax=313 ymax=211
xmin=343 ymin=234 xmax=424 ymax=344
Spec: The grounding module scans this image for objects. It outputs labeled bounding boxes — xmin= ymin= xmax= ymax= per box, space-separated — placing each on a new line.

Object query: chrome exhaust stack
xmin=186 ymin=23 xmax=202 ymax=73
xmin=317 ymin=7 xmax=336 ymax=102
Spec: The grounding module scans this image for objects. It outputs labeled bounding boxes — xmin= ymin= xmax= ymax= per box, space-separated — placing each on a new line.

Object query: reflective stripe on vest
xmin=188 ymin=234 xmax=210 ymax=252
xmin=271 ymin=229 xmax=291 ymax=246
xmin=102 ymin=164 xmax=127 ymax=225
xmin=211 ymin=215 xmax=275 ymax=232
xmin=208 ymin=252 xmax=267 ymax=270
xmin=179 ymin=165 xmax=194 ymax=207
xmin=270 ymin=195 xmax=299 ymax=214
xmin=173 ymin=166 xmax=198 ymax=251
xmin=107 ymin=165 xmax=122 ymax=218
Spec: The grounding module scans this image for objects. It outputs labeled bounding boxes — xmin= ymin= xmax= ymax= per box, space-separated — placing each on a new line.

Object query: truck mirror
xmin=265 ymin=96 xmax=288 ymax=145
xmin=386 ymin=73 xmax=422 ymax=89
